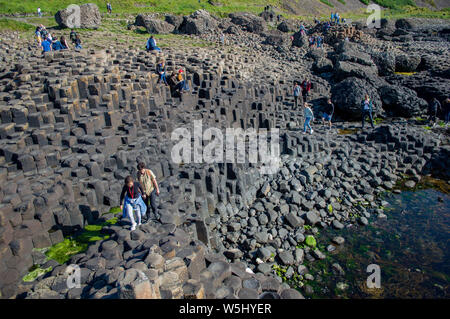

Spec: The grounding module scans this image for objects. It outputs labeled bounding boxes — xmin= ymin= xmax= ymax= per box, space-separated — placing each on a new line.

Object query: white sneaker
xmin=131 ymin=223 xmax=136 ymax=231
xmin=138 ymin=221 xmax=142 ymax=226
xmin=302 ymin=131 xmax=306 ymax=134
xmin=310 ymin=129 xmax=314 ymax=134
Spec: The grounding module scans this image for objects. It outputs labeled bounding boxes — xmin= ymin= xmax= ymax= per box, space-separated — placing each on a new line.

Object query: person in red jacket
xmin=301 ymin=78 xmax=312 ymax=102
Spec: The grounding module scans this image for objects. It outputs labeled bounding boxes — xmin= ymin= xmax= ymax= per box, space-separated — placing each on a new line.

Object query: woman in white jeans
xmin=119 ymin=176 xmax=147 ymax=231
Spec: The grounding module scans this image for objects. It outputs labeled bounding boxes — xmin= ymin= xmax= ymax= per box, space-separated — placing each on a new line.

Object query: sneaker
xmin=130 ymin=223 xmax=136 ymax=231
xmin=310 ymin=129 xmax=314 ymax=134
xmin=302 ymin=131 xmax=306 ymax=134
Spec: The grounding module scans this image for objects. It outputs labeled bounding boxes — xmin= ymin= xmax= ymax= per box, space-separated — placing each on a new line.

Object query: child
xmin=75 ymin=34 xmax=82 ymax=50
xmin=303 ymin=102 xmax=314 ymax=135
xmin=119 ymin=176 xmax=147 ymax=231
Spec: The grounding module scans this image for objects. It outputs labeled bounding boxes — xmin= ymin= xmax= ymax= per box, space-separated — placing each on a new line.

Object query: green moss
xmin=305 ymin=235 xmax=317 ymax=248
xmin=108 ymin=206 xmax=122 ymax=215
xmin=327 ymin=204 xmax=333 ymax=214
xmin=22 ymin=266 xmax=53 ymax=282
xmin=45 ymin=238 xmax=88 ymax=264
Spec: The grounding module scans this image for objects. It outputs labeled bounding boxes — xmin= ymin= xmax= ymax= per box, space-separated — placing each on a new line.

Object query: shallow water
xmin=306 ymin=188 xmax=450 ymax=299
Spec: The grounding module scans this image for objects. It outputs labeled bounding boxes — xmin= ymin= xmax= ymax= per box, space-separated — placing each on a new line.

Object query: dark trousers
xmin=144 ymin=190 xmax=159 ymax=220
xmin=302 ymin=91 xmax=309 ymax=102
xmin=362 ymin=110 xmax=374 ymax=129
xmin=294 ymin=96 xmax=299 ymax=108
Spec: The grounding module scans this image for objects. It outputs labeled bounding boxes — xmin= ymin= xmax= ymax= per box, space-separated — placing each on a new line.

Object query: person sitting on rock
xmin=146 ymin=35 xmax=161 ymax=52
xmin=293 ymin=81 xmax=301 ymax=109
xmin=60 ymin=36 xmax=70 ymax=50
xmin=41 ymin=37 xmax=52 ymax=53
xmin=119 ymin=176 xmax=147 ymax=231
xmin=51 ymin=37 xmax=64 ymax=51
xmin=137 ymin=162 xmax=160 ymax=222
xmin=428 ymin=97 xmax=442 ymax=127
xmin=303 ymin=102 xmax=314 ymax=135
xmin=40 ymin=26 xmax=48 ymax=40
xmin=173 ymin=69 xmax=187 ymax=93
xmin=361 ymin=94 xmax=375 ymax=129
xmin=323 ymin=22 xmax=331 ymax=33
xmin=301 ymin=78 xmax=311 ymax=102
xmin=322 ymin=98 xmax=334 ymax=129
xmin=156 ymin=58 xmax=168 ymax=85
xmin=74 ymin=34 xmax=82 ymax=50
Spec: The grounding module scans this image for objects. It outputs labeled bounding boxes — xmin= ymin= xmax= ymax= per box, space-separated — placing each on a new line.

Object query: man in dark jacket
xmin=322 ymin=98 xmax=334 ymax=129
xmin=361 ymin=94 xmax=374 ymax=129
xmin=428 ymin=98 xmax=441 ymax=126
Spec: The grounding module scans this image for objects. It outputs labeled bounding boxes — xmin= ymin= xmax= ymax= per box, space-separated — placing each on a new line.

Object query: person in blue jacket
xmin=146 ymin=36 xmax=161 ymax=52
xmin=361 ymin=94 xmax=375 ymax=129
xmin=41 ymin=37 xmax=52 ymax=53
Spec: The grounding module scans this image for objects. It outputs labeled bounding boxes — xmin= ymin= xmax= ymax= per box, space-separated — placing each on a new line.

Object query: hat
xmin=178 ymin=69 xmax=183 ymax=73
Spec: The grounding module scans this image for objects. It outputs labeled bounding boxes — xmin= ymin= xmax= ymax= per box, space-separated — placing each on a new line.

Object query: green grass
xmin=0 ymin=18 xmax=35 ymax=31
xmin=319 ymin=0 xmax=334 ymax=8
xmin=0 ymin=0 xmax=281 ymax=16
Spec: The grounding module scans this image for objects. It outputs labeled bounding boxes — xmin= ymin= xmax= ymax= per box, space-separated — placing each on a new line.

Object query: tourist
xmin=40 ymin=26 xmax=49 ymax=40
xmin=301 ymin=78 xmax=312 ymax=102
xmin=330 ymin=12 xmax=334 ymax=23
xmin=37 ymin=7 xmax=42 ymax=18
xmin=361 ymin=94 xmax=375 ymax=129
xmin=308 ymin=36 xmax=316 ymax=48
xmin=35 ymin=26 xmax=42 ymax=46
xmin=174 ymin=69 xmax=187 ymax=93
xmin=107 ymin=3 xmax=112 ymax=14
xmin=146 ymin=35 xmax=161 ymax=52
xmin=156 ymin=58 xmax=168 ymax=85
xmin=303 ymin=102 xmax=314 ymax=135
xmin=60 ymin=36 xmax=70 ymax=49
xmin=41 ymin=37 xmax=52 ymax=53
xmin=293 ymin=81 xmax=301 ymax=109
xmin=51 ymin=37 xmax=64 ymax=51
xmin=74 ymin=34 xmax=82 ymax=50
xmin=137 ymin=162 xmax=160 ymax=222
xmin=322 ymin=98 xmax=334 ymax=129
xmin=299 ymin=24 xmax=307 ymax=36
xmin=219 ymin=32 xmax=225 ymax=46
xmin=428 ymin=97 xmax=441 ymax=127
xmin=316 ymin=35 xmax=323 ymax=48
xmin=323 ymin=21 xmax=331 ymax=33
xmin=444 ymin=98 xmax=450 ymax=125
xmin=335 ymin=12 xmax=340 ymax=24
xmin=70 ymin=29 xmax=77 ymax=45
xmin=119 ymin=176 xmax=147 ymax=231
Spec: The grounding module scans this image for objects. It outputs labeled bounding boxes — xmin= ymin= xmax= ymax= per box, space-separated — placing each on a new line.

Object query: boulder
xmin=334 ymin=61 xmax=378 ymax=81
xmin=378 ymin=85 xmax=428 ymax=117
xmin=165 ymin=14 xmax=184 ymax=30
xmin=292 ymin=31 xmax=308 ymax=48
xmin=135 ymin=15 xmax=175 ymax=34
xmin=179 ymin=10 xmax=218 ymax=35
xmin=277 ymin=21 xmax=297 ymax=33
xmin=55 ymin=3 xmax=101 ymax=29
xmin=229 ymin=12 xmax=267 ymax=34
xmin=395 ymin=54 xmax=421 ymax=73
xmin=331 ymin=77 xmax=382 ymax=119
xmin=372 ymin=51 xmax=396 ymax=76
xmin=313 ymin=58 xmax=334 ymax=74
xmin=262 ymin=31 xmax=288 ymax=46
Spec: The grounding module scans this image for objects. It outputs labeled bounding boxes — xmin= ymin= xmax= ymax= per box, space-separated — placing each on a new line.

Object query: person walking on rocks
xmin=303 ymin=102 xmax=314 ymax=135
xmin=428 ymin=97 xmax=441 ymax=127
xmin=107 ymin=3 xmax=112 ymax=14
xmin=35 ymin=26 xmax=42 ymax=46
xmin=316 ymin=35 xmax=323 ymax=48
xmin=37 ymin=7 xmax=42 ymax=18
xmin=156 ymin=58 xmax=168 ymax=85
xmin=301 ymin=78 xmax=311 ymax=102
xmin=322 ymin=98 xmax=334 ymax=129
xmin=137 ymin=162 xmax=160 ymax=222
xmin=293 ymin=81 xmax=301 ymax=109
xmin=70 ymin=29 xmax=77 ymax=45
xmin=444 ymin=98 xmax=450 ymax=125
xmin=119 ymin=176 xmax=147 ymax=231
xmin=361 ymin=94 xmax=375 ymax=129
